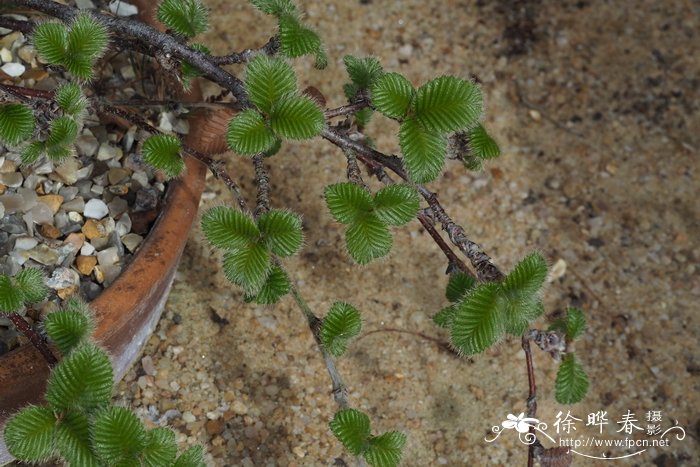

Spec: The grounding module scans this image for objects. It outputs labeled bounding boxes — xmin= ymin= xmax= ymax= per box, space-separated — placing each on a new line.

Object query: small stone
xmin=75 ymin=0 xmax=96 ymax=10
xmin=63 ymin=232 xmax=85 ymax=252
xmin=14 ymin=237 xmax=38 ymax=250
xmin=231 ymin=400 xmax=248 ymax=415
xmin=205 ymin=419 xmax=225 ymax=436
xmin=0 ymin=48 xmax=12 ymax=62
xmin=96 ymin=143 xmax=122 ymax=161
xmin=63 ymin=197 xmax=85 ymax=212
xmin=75 ymin=134 xmax=100 ymax=157
xmin=292 ymin=446 xmax=305 ymax=458
xmin=529 ymin=109 xmax=542 ymax=121
xmin=548 ymin=258 xmax=567 ymax=282
xmin=135 ymin=188 xmax=158 ymax=211
xmin=108 ymin=168 xmax=130 ymax=185
xmin=25 ymin=244 xmax=59 ymax=265
xmin=46 ymin=267 xmax=80 ymax=289
xmin=82 ymin=219 xmax=106 ymax=240
xmin=0 ymin=172 xmax=23 ymax=188
xmin=57 ymin=285 xmax=80 ymax=300
xmin=30 ymin=202 xmax=54 ymax=224
xmin=120 ymin=65 xmax=136 ymax=80
xmin=0 ymin=158 xmax=17 ymax=173
xmin=75 ymin=255 xmax=97 ymax=275
xmin=16 ymin=45 xmax=35 ymax=64
xmin=96 ymin=247 xmax=119 ymax=267
xmin=68 ymin=211 xmax=83 ymax=223
xmin=40 ymin=223 xmax=62 ymax=239
xmin=84 ymin=198 xmax=109 ymax=219
xmin=182 ymin=412 xmax=196 ymax=423
xmin=38 ymin=194 xmax=64 ymax=214
xmin=141 ymin=355 xmax=157 ymax=376
xmin=107 ymin=197 xmax=128 ymax=217
xmin=93 ymin=265 xmax=106 ymax=283
xmin=80 ymin=242 xmax=96 ymax=256
xmin=116 ymin=214 xmax=132 ymax=237
xmin=54 ymin=158 xmax=81 ymax=185
xmin=121 ymin=233 xmax=143 ymax=253
xmin=1 ymin=62 xmax=25 ymax=77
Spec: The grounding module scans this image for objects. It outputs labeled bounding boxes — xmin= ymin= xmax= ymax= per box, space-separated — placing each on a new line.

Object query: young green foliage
xmin=0 ymin=268 xmax=47 ymax=313
xmin=141 ymin=134 xmax=185 ymax=178
xmin=245 ymin=55 xmax=297 ymax=114
xmin=223 ymin=244 xmax=271 ymax=293
xmin=468 ymin=124 xmax=500 ymax=160
xmin=549 ymin=307 xmax=587 ymax=342
xmin=3 ymin=406 xmax=57 ymax=462
xmin=555 ymin=353 xmax=589 ymax=404
xmin=257 ymin=210 xmax=304 ymax=257
xmin=226 ymin=109 xmax=277 ymax=155
xmin=201 ymin=206 xmax=260 ymax=250
xmin=399 ymin=118 xmax=447 ymax=183
xmin=44 ymin=298 xmax=95 ymax=356
xmin=21 ymin=141 xmax=46 ymax=165
xmin=445 ymin=271 xmax=477 ymax=303
xmin=0 ymin=104 xmax=35 ymax=146
xmin=157 ymin=0 xmax=209 ymax=38
xmin=371 ymin=72 xmax=415 ymax=120
xmin=55 ymin=83 xmax=87 ymax=117
xmin=320 ymin=302 xmax=362 ymax=357
xmin=249 ymin=0 xmax=296 ymax=17
xmin=324 ymin=183 xmax=419 ymax=264
xmin=450 ymin=283 xmax=504 ymax=355
xmin=33 ymin=14 xmax=108 ymax=79
xmin=93 ymin=406 xmax=147 ymax=464
xmin=330 ymin=409 xmax=406 ymax=467
xmin=414 ymin=75 xmax=482 ymax=133
xmin=55 ymin=410 xmax=99 ymax=467
xmin=344 ymin=55 xmax=384 ymax=90
xmin=245 ymin=266 xmax=291 ymax=304
xmin=269 ymin=94 xmax=324 ymax=140
xmin=173 ymin=445 xmax=207 ymax=467
xmin=142 ymin=427 xmax=178 ymax=466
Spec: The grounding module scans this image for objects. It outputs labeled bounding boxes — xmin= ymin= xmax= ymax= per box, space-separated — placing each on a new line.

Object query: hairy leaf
xmin=93 ymin=407 xmax=146 ymax=464
xmin=249 ymin=0 xmax=296 ymax=16
xmin=330 ymin=409 xmax=371 ymax=456
xmin=0 ymin=275 xmax=24 ymax=312
xmin=55 ymin=83 xmax=86 ymax=116
xmin=446 ymin=272 xmax=476 ymax=303
xmin=21 ymin=141 xmax=46 ymax=165
xmin=201 ymin=206 xmax=259 ymax=251
xmin=173 ymin=445 xmax=206 ymax=467
xmin=141 ymin=134 xmax=185 ymax=178
xmin=141 ymin=427 xmax=177 ymax=467
xmin=451 ymin=283 xmax=504 ymax=355
xmin=247 ymin=266 xmax=290 ymax=304
xmin=55 ymin=410 xmax=99 ymax=467
xmin=324 ymin=182 xmax=373 ymax=225
xmin=226 ymin=109 xmax=277 ymax=155
xmin=222 ymin=245 xmax=271 ymax=293
xmin=13 ymin=267 xmax=47 ymax=304
xmin=399 ymin=118 xmax=447 ymax=183
xmin=245 ymin=55 xmax=297 ymax=113
xmin=414 ymin=75 xmax=482 ymax=133
xmin=550 ymin=307 xmax=586 ymax=342
xmin=555 ymin=353 xmax=589 ymax=404
xmin=46 ymin=142 xmax=73 ymax=161
xmin=501 ymin=252 xmax=548 ymax=307
xmin=344 ymin=55 xmax=384 ymax=90
xmin=47 ymin=116 xmax=78 ymax=149
xmin=257 ymin=209 xmax=304 ymax=257
xmin=157 ymin=0 xmax=209 ymax=38
xmin=65 ymin=14 xmax=109 ymax=79
xmin=320 ymin=302 xmax=362 ymax=357
xmin=278 ymin=14 xmax=322 ymax=59
xmin=364 ymin=431 xmax=406 ymax=467
xmin=45 ymin=343 xmax=113 ymax=412
xmin=345 ymin=214 xmax=392 ymax=265
xmin=0 ymin=104 xmax=35 ymax=146
xmin=432 ymin=305 xmax=457 ymax=329
xmin=469 ymin=124 xmax=500 ymax=159
xmin=502 ymin=298 xmax=544 ymax=336
xmin=269 ymin=94 xmax=324 ymax=139
xmin=44 ymin=304 xmax=94 ymax=356
xmin=371 ymin=72 xmax=415 ymax=120
xmin=32 ymin=21 xmax=68 ymax=66
xmin=3 ymin=405 xmax=56 ymax=462
xmin=373 ymin=184 xmax=420 ymax=226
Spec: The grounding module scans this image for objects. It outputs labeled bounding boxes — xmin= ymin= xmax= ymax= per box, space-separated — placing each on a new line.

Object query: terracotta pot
xmin=0 ymin=0 xmax=228 ymax=462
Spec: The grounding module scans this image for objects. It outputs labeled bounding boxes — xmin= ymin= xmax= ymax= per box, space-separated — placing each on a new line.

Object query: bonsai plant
xmin=0 ymin=0 xmax=590 ymax=465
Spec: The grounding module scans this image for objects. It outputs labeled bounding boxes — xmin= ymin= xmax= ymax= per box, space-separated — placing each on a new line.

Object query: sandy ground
xmin=115 ymin=1 xmax=700 ymax=465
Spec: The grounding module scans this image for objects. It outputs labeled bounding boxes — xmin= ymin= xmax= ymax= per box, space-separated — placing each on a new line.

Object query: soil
xmin=115 ymin=1 xmax=699 ymax=465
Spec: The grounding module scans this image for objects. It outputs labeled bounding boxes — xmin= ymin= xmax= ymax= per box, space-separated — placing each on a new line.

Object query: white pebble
xmin=182 ymin=411 xmax=196 ymax=423
xmin=83 ymin=198 xmax=109 ymax=219
xmin=0 ymin=48 xmax=12 ymax=62
xmin=1 ymin=62 xmax=25 ymax=77
xmin=80 ymin=242 xmax=96 ymax=256
xmin=108 ymin=0 xmax=138 ymax=16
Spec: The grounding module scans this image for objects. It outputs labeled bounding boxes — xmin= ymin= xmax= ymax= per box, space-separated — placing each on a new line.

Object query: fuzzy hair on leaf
xmin=399 ymin=118 xmax=447 ymax=183
xmin=245 ymin=55 xmax=297 ymax=114
xmin=226 ymin=109 xmax=277 ymax=155
xmin=201 ymin=206 xmax=260 ymax=251
xmin=44 ymin=298 xmax=95 ymax=356
xmin=370 ymin=72 xmax=415 ymax=120
xmin=320 ymin=302 xmax=362 ymax=357
xmin=173 ymin=445 xmax=206 ymax=467
xmin=0 ymin=104 xmax=35 ymax=146
xmin=555 ymin=353 xmax=589 ymax=404
xmin=13 ymin=267 xmax=48 ymax=305
xmin=329 ymin=409 xmax=371 ymax=456
xmin=3 ymin=405 xmax=57 ymax=462
xmin=92 ymin=406 xmax=147 ymax=464
xmin=257 ymin=209 xmax=304 ymax=257
xmin=364 ymin=431 xmax=407 ymax=467
xmin=157 ymin=0 xmax=210 ymax=38
xmin=141 ymin=134 xmax=185 ymax=178
xmin=269 ymin=93 xmax=324 ymax=140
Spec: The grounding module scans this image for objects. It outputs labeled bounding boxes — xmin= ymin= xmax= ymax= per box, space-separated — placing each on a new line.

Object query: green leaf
xmin=201 ymin=206 xmax=260 ymax=251
xmin=269 ymin=94 xmax=324 ymax=140
xmin=450 ymin=283 xmax=504 ymax=356
xmin=555 ymin=353 xmax=589 ymax=404
xmin=446 ymin=272 xmax=476 ymax=303
xmin=249 ymin=0 xmax=296 ymax=16
xmin=47 ymin=116 xmax=78 ymax=148
xmin=93 ymin=407 xmax=147 ymax=465
xmin=364 ymin=431 xmax=406 ymax=467
xmin=55 ymin=83 xmax=86 ymax=116
xmin=432 ymin=305 xmax=457 ymax=329
xmin=501 ymin=252 xmax=548 ymax=307
xmin=257 ymin=209 xmax=304 ymax=257
xmin=344 ymin=55 xmax=384 ymax=90
xmin=13 ymin=267 xmax=47 ymax=304
xmin=355 ymin=107 xmax=374 ymax=129
xmin=226 ymin=109 xmax=276 ymax=155
xmin=141 ymin=134 xmax=185 ymax=178
xmin=0 ymin=275 xmax=24 ymax=312
xmin=141 ymin=427 xmax=177 ymax=467
xmin=247 ymin=266 xmax=290 ymax=304
xmin=3 ymin=405 xmax=57 ymax=462
xmin=399 ymin=118 xmax=447 ymax=183
xmin=0 ymin=104 xmax=35 ymax=145
xmin=245 ymin=55 xmax=297 ymax=113
xmin=371 ymin=72 xmax=415 ymax=120
xmin=502 ymin=298 xmax=543 ymax=336
xmin=373 ymin=184 xmax=420 ymax=226
xmin=278 ymin=14 xmax=323 ymax=59
xmin=414 ymin=75 xmax=482 ymax=133
xmin=550 ymin=307 xmax=586 ymax=342
xmin=324 ymin=182 xmax=373 ymax=225
xmin=65 ymin=14 xmax=108 ymax=79
xmin=55 ymin=410 xmax=99 ymax=467
xmin=21 ymin=141 xmax=46 ymax=165
xmin=330 ymin=409 xmax=371 ymax=456
xmin=222 ymin=244 xmax=271 ymax=293
xmin=157 ymin=0 xmax=209 ymax=38
xmin=45 ymin=343 xmax=114 ymax=412
xmin=46 ymin=142 xmax=73 ymax=161
xmin=44 ymin=301 xmax=95 ymax=356
xmin=173 ymin=445 xmax=206 ymax=467
xmin=469 ymin=124 xmax=500 ymax=159
xmin=320 ymin=302 xmax=362 ymax=357
xmin=345 ymin=214 xmax=392 ymax=264
xmin=32 ymin=21 xmax=68 ymax=66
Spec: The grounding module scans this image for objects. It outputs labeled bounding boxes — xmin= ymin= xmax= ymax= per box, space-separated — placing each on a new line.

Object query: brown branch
xmin=252 ymin=154 xmax=270 ymax=217
xmin=522 ymin=334 xmax=537 ymax=467
xmin=7 ymin=313 xmax=57 ymax=367
xmin=324 ymin=100 xmax=370 ymax=119
xmin=209 ymin=36 xmax=280 ymax=65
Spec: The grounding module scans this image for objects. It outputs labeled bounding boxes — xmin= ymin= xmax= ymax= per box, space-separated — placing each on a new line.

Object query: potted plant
xmin=1 ymin=0 xmax=590 ymax=465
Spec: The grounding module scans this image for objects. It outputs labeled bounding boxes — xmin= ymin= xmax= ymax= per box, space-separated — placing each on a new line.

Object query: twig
xmin=522 ymin=332 xmax=542 ymax=467
xmin=357 ymin=327 xmax=460 ymax=357
xmin=417 ymin=213 xmax=473 ymax=277
xmin=343 ymin=149 xmax=369 ymax=190
xmin=252 ymin=154 xmax=270 ymax=217
xmin=324 ymin=100 xmax=370 ymax=119
xmin=0 ymin=16 xmax=34 ymax=34
xmin=209 ymin=36 xmax=280 ymax=65
xmin=6 ymin=313 xmax=57 ymax=367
